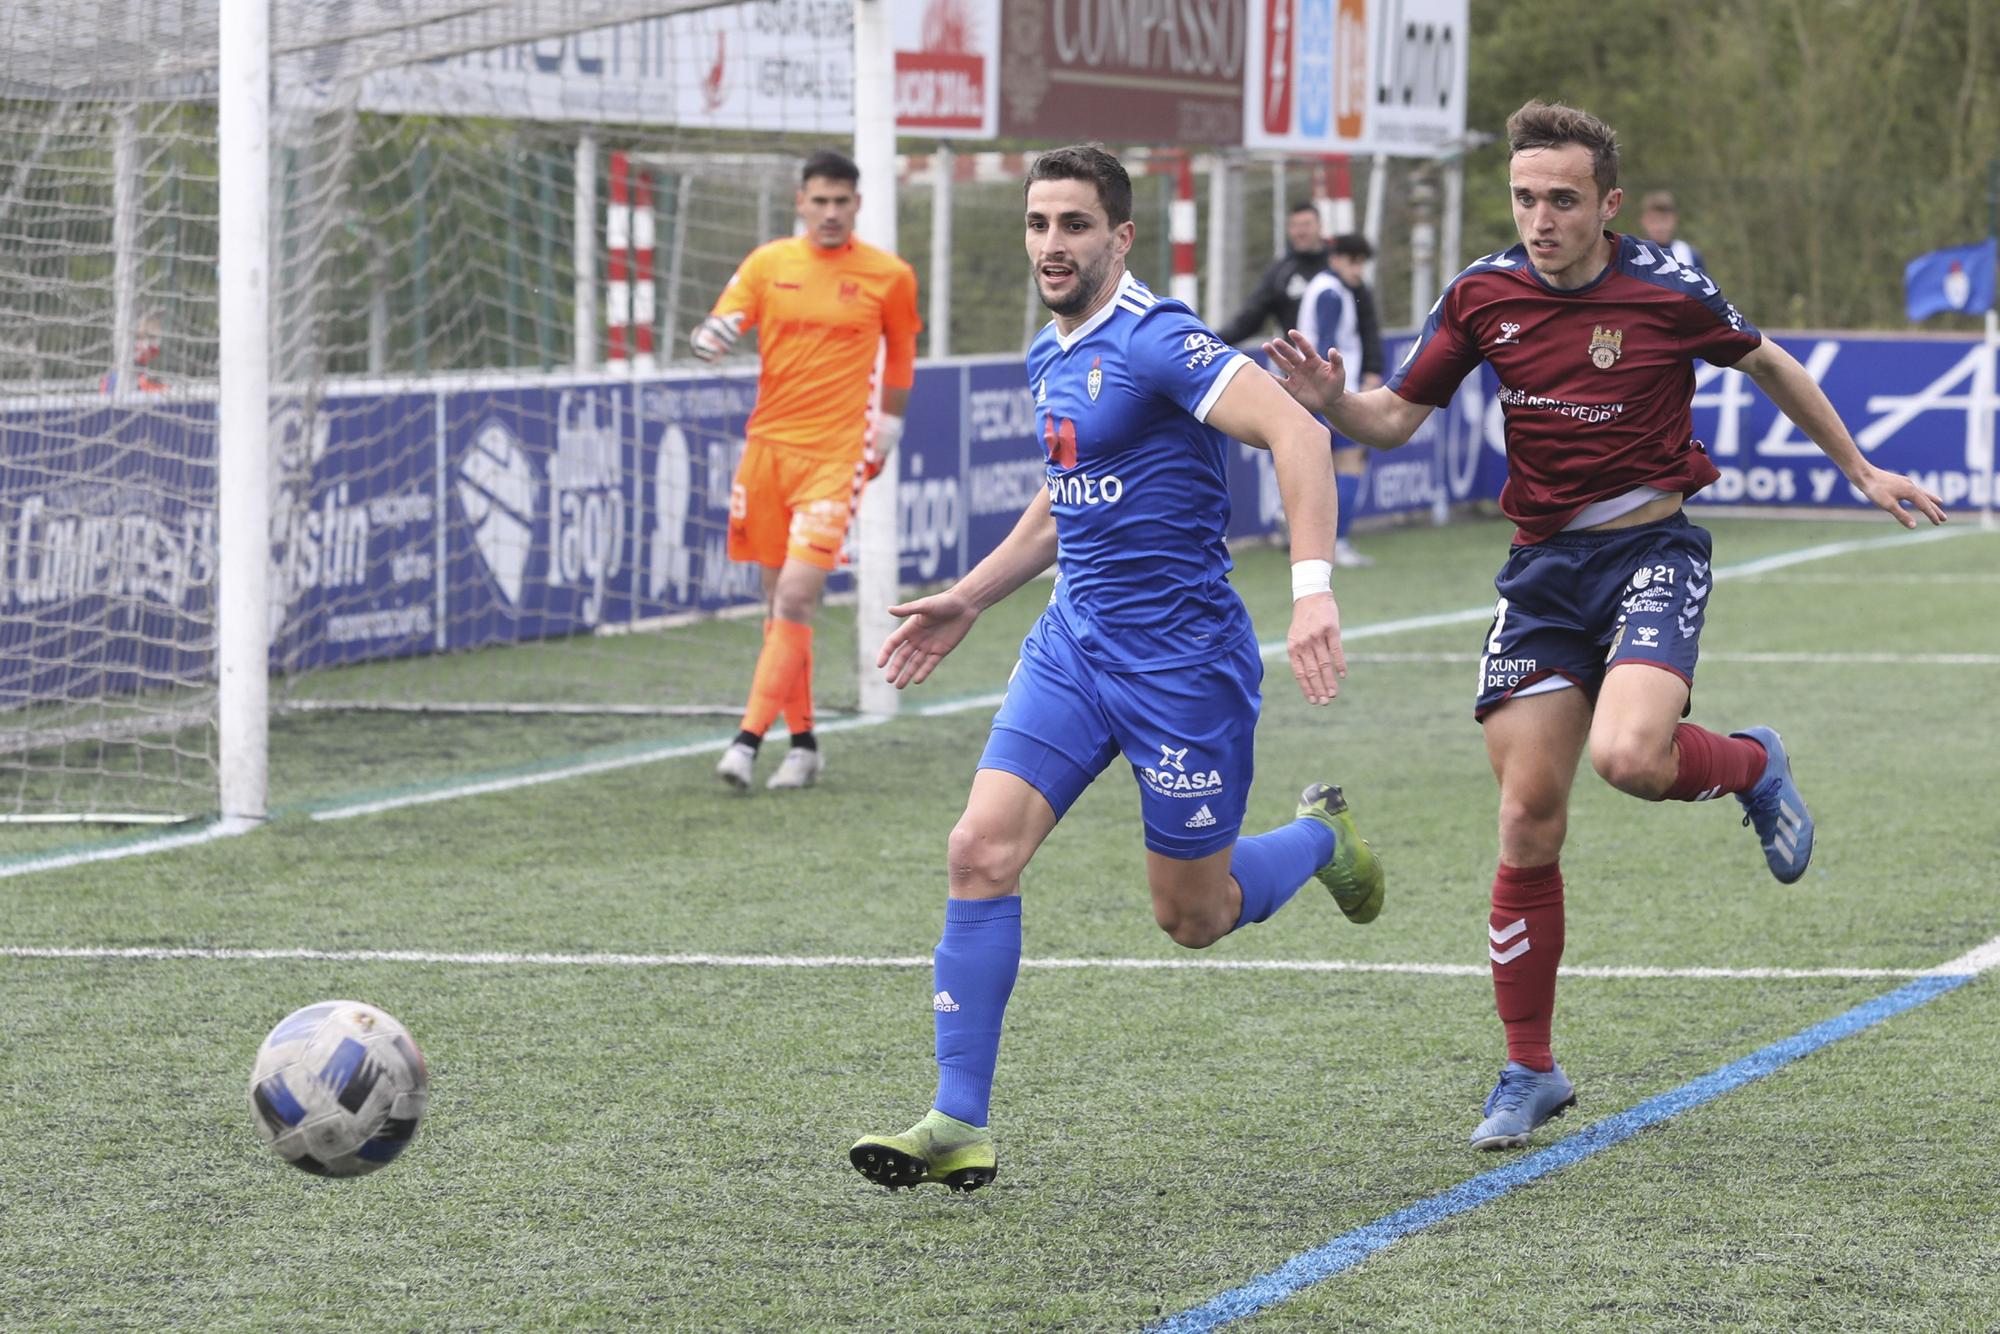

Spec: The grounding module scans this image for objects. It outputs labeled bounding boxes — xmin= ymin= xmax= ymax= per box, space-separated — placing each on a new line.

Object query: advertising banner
xmin=7 ymin=331 xmax=1990 ymax=702
xmin=0 ymin=402 xmax=215 ymax=706
xmin=998 ymin=0 xmax=1248 ymax=147
xmin=1243 ymin=0 xmax=1468 ymax=156
xmin=268 ymin=392 xmax=440 ymax=675
xmin=1682 ymin=333 xmax=1999 ymax=513
xmin=341 ymin=0 xmax=1001 ymax=139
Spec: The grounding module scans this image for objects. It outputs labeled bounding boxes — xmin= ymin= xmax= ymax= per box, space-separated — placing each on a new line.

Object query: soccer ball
xmin=248 ymin=999 xmax=429 ymax=1177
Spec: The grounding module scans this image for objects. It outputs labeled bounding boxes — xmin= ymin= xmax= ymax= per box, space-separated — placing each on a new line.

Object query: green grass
xmin=3 ymin=514 xmax=1998 ymax=1331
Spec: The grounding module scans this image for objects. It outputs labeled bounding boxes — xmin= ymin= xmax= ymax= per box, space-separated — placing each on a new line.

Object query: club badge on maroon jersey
xmin=1588 ymin=325 xmax=1624 ymax=369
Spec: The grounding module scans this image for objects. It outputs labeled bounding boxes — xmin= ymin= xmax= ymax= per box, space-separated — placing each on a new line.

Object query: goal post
xmin=0 ymin=0 xmax=952 ymax=824
xmin=217 ymin=0 xmax=270 ymax=823
xmin=852 ymin=0 xmax=899 ymax=720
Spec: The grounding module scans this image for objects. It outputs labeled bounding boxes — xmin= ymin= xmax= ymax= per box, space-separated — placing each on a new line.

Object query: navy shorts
xmin=1474 ymin=512 xmax=1714 ymax=719
xmin=978 ymin=614 xmax=1263 ymax=859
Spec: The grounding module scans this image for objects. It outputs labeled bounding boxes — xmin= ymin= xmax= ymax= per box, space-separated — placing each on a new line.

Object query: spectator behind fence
xmin=100 ymin=311 xmax=167 ymax=394
xmin=1214 ymin=200 xmax=1327 ymax=346
xmin=1639 ymin=190 xmax=1705 ymax=270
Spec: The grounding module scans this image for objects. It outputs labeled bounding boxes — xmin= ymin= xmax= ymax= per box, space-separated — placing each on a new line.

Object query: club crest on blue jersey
xmin=1087 ymin=356 xmax=1102 ymax=402
xmin=1588 ymin=325 xmax=1624 ymax=369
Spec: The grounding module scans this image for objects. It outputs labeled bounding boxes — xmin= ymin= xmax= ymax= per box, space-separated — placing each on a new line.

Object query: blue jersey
xmin=1024 ymin=273 xmax=1255 ymax=671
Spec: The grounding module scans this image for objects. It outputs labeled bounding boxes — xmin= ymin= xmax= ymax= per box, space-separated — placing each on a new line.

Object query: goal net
xmin=0 ymin=0 xmax=898 ymax=822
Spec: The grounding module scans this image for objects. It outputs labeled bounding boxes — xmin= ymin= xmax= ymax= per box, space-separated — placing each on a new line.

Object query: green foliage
xmin=1466 ymin=0 xmax=2000 ymax=329
xmin=3 ymin=516 xmax=1999 ymax=1329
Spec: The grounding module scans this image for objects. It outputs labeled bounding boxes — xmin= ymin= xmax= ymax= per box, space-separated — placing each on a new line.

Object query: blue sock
xmin=1230 ymin=819 xmax=1336 ymax=929
xmin=1335 ymin=473 xmax=1360 ymax=540
xmin=931 ymin=895 xmax=1021 ymax=1128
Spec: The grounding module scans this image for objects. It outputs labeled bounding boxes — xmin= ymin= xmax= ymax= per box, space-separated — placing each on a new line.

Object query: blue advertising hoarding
xmin=3 ymin=329 xmax=1991 ymax=702
xmin=0 ymin=401 xmax=216 ymax=706
xmin=1680 ymin=333 xmax=1997 ymax=512
xmin=267 ymin=392 xmax=439 ymax=673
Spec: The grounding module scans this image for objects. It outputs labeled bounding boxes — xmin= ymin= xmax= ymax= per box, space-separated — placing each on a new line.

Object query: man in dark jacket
xmin=1214 ymin=201 xmax=1326 ymax=346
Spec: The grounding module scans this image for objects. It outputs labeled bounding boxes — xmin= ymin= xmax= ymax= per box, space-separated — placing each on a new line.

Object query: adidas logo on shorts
xmin=933 ymin=990 xmax=960 ymax=1012
xmin=1184 ymin=804 xmax=1217 ymax=829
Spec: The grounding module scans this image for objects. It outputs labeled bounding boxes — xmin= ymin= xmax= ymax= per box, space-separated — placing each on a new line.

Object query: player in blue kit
xmin=847 ymin=144 xmax=1386 ymax=1192
xmin=1265 ymin=101 xmax=1947 ymax=1153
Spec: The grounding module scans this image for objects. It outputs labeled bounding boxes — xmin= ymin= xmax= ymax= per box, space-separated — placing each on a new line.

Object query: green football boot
xmin=1297 ymin=782 xmax=1385 ymax=924
xmin=849 ymin=1109 xmax=996 ymax=1192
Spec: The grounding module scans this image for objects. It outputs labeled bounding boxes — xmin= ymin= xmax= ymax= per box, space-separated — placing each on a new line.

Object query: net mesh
xmin=0 ymin=0 xmax=1449 ymax=821
xmin=0 ymin=1 xmax=857 ymax=819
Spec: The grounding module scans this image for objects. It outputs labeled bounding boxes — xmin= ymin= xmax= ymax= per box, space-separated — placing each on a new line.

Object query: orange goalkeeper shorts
xmin=727 ymin=436 xmax=860 ymax=571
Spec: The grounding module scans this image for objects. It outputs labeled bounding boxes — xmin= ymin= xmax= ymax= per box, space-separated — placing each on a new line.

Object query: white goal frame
xmin=208 ymin=0 xmax=903 ymax=821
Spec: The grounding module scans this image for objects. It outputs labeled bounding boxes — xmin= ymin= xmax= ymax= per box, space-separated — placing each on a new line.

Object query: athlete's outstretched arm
xmin=1735 ymin=340 xmax=1947 ymax=528
xmin=877 ymin=490 xmax=1058 ymax=689
xmin=1206 ymin=367 xmax=1346 ymax=705
xmin=1263 ymin=329 xmax=1432 ymax=448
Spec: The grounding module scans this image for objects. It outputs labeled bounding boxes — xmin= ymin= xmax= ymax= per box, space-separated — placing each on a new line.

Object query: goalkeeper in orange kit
xmin=692 ymin=149 xmax=921 ymax=791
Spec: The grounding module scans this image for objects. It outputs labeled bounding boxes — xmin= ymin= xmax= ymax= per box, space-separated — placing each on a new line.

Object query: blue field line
xmin=1150 ymin=971 xmax=1977 ymax=1334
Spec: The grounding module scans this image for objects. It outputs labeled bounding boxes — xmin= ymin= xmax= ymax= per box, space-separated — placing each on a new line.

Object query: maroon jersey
xmin=1388 ymin=232 xmax=1763 ymax=542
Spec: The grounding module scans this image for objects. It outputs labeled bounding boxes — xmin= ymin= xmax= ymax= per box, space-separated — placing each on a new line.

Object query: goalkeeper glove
xmin=861 ymin=413 xmax=904 ymax=482
xmin=689 ymin=311 xmax=744 ymax=362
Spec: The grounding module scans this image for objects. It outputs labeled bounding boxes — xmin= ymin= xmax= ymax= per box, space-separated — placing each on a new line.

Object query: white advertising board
xmin=338 ymin=0 xmax=999 ymax=138
xmin=1243 ymin=0 xmax=1467 ymax=155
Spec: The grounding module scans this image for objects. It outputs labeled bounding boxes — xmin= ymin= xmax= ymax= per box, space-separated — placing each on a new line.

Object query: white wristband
xmin=1291 ymin=558 xmax=1333 ymax=600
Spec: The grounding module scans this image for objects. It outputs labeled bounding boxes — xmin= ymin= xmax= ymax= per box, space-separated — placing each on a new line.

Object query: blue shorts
xmin=978 ymin=615 xmax=1263 ymax=859
xmin=1474 ymin=512 xmax=1713 ymax=719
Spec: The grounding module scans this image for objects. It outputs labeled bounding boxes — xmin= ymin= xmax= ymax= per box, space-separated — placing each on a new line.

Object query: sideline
xmin=0 ymin=522 xmax=1975 ymax=876
xmin=1147 ymin=932 xmax=1997 ymax=1333
xmin=0 ymin=942 xmax=1974 ymax=981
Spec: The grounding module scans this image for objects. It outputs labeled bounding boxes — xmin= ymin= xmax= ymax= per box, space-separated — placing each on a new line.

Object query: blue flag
xmin=1904 ymin=238 xmax=1997 ymax=321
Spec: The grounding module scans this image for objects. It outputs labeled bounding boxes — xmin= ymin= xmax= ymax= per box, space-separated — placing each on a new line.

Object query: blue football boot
xmin=1732 ymin=726 xmax=1814 ymax=884
xmin=1468 ymin=1061 xmax=1577 ymax=1151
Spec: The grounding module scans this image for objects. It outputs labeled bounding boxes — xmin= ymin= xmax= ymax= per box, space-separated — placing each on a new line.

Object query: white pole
xmin=573 ymin=132 xmax=597 ymax=371
xmin=1361 ymin=152 xmax=1388 ymax=284
xmin=1205 ymin=153 xmax=1234 ymax=327
xmin=1408 ymin=167 xmax=1437 ymax=324
xmin=217 ymin=0 xmax=269 ymax=823
xmin=110 ymin=106 xmax=139 ymax=388
xmin=1272 ymin=157 xmax=1287 ymax=253
xmin=854 ymin=0 xmax=899 ymax=718
xmin=662 ymin=174 xmax=691 ymax=357
xmin=1439 ymin=155 xmax=1464 ymax=289
xmin=1169 ymin=156 xmax=1199 ymax=309
xmin=930 ymin=145 xmax=953 ymax=358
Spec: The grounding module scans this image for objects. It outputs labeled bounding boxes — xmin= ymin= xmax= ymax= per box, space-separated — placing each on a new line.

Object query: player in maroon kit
xmin=1264 ymin=100 xmax=1947 ymax=1151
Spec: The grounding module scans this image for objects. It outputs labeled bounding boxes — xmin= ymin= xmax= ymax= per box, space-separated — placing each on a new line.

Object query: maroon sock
xmin=1489 ymin=862 xmax=1564 ymax=1071
xmin=1662 ymin=723 xmax=1768 ymax=801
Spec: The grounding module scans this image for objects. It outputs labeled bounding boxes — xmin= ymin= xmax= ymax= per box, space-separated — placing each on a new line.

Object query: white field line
xmin=1931 ymin=936 xmax=2000 ymax=976
xmin=1 ymin=524 xmax=1980 ymax=864
xmin=0 ymin=817 xmax=260 ymax=880
xmin=1347 ymin=650 xmax=2000 ymax=667
xmin=1740 ymin=572 xmax=2000 ymax=585
xmin=3 ymin=941 xmax=1996 ymax=981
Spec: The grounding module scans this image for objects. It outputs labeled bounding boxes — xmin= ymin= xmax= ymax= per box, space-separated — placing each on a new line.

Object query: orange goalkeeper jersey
xmin=711 ymin=235 xmax=921 ymax=458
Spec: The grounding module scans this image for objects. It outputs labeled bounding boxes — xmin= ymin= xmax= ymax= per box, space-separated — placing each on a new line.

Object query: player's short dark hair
xmin=800 ymin=149 xmax=860 ymax=188
xmin=1289 ymin=199 xmax=1319 ymax=217
xmin=1506 ymin=100 xmax=1620 ymax=196
xmin=1331 ymin=233 xmax=1374 ymax=260
xmin=1024 ymin=144 xmax=1133 ymax=227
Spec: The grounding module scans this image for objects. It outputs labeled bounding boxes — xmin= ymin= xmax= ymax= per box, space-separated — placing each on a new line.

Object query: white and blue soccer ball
xmin=249 ymin=1000 xmax=428 ymax=1177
